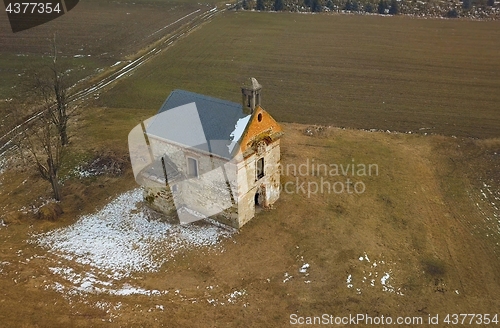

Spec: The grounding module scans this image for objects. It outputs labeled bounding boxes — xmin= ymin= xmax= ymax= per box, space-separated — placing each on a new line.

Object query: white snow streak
xmin=228 ymin=115 xmax=250 ymax=153
xmin=35 ymin=189 xmax=234 ymax=279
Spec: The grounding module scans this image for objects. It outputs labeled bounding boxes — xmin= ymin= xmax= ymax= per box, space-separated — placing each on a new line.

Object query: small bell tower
xmin=241 ymin=77 xmax=262 ymax=115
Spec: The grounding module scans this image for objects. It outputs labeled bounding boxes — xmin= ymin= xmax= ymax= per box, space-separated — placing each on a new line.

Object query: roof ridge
xmin=169 ymin=89 xmax=242 ymax=111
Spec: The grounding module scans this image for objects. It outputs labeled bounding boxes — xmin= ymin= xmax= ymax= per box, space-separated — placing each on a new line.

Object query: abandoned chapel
xmin=136 ymin=78 xmax=283 ymax=229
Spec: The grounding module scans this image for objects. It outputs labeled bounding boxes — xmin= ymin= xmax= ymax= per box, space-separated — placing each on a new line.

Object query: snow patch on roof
xmin=228 ymin=115 xmax=251 ymax=153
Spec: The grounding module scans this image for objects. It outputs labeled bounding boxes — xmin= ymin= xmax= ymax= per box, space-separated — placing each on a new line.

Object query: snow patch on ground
xmin=346 ymin=274 xmax=353 ymax=288
xmin=283 ymin=272 xmax=292 ymax=283
xmin=18 ymin=197 xmax=59 ymax=216
xmin=71 ymin=165 xmax=97 ymax=179
xmin=46 ymin=266 xmax=165 ymax=296
xmin=469 ymin=180 xmax=500 ymax=251
xmin=478 ymin=182 xmax=500 ymax=231
xmin=0 ymin=155 xmax=6 ymax=175
xmin=33 ymin=188 xmax=235 ymax=296
xmin=296 ymin=255 xmax=312 ymax=283
xmin=347 ymin=253 xmax=404 ymax=295
xmin=0 ymin=261 xmax=10 ymax=273
xmin=207 ymin=289 xmax=247 ymax=306
xmin=35 ymin=188 xmax=233 ymax=278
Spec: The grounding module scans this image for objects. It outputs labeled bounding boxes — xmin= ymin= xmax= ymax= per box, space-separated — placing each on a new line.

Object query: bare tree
xmin=27 ymin=35 xmax=72 ymax=146
xmin=16 ymin=36 xmax=71 ymax=201
xmin=24 ymin=102 xmax=63 ymax=201
xmin=50 ymin=36 xmax=70 ymax=146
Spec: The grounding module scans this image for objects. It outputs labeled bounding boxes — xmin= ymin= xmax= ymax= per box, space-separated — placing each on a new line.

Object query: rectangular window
xmin=187 ymin=157 xmax=198 ymax=178
xmin=256 ymin=157 xmax=264 ymax=180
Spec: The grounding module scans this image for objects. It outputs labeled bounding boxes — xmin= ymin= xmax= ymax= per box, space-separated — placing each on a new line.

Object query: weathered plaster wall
xmin=143 ymin=129 xmax=281 ymax=229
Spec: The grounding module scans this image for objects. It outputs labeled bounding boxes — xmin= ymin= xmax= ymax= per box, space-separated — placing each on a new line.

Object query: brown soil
xmin=0 ymin=123 xmax=499 ymax=327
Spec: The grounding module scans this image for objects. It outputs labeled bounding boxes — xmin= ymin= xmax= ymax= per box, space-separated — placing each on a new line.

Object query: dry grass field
xmin=0 ymin=0 xmax=213 ymax=56
xmin=98 ymin=11 xmax=500 ymax=138
xmin=0 ymin=0 xmax=216 ymax=105
xmin=0 ymin=117 xmax=499 ymax=326
xmin=0 ymin=7 xmax=500 ymax=328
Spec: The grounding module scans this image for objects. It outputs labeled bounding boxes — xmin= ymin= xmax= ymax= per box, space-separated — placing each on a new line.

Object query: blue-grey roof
xmin=146 ymin=90 xmax=247 ymax=159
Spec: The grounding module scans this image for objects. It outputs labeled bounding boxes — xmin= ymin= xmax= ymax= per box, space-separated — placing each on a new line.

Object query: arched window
xmin=256 ymin=157 xmax=264 ymax=180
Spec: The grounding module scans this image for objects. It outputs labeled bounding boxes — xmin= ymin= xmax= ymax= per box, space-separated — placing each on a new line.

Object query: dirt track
xmin=0 ymin=1 xmax=225 ymax=154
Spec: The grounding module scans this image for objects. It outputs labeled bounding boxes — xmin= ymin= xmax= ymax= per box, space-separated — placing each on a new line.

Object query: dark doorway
xmin=254 ymin=192 xmax=260 ymax=205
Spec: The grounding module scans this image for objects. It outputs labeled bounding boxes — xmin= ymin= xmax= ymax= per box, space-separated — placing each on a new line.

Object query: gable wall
xmin=239 ymin=106 xmax=283 ymax=155
xmin=236 ymin=139 xmax=281 ymax=228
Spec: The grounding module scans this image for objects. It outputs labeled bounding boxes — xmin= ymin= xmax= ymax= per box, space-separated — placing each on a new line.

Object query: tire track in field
xmin=0 ymin=4 xmax=228 ymax=156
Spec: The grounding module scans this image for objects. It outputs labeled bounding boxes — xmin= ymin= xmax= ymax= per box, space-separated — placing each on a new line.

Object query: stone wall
xmin=143 ymin=136 xmax=281 ymax=229
xmin=144 ymin=184 xmax=176 ymax=216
